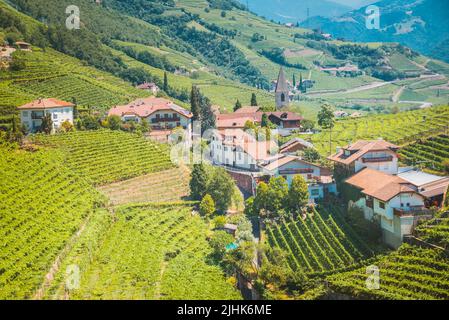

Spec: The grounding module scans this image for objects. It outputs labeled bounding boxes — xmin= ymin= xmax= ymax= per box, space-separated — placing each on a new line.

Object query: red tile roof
xmin=18 ymin=98 xmax=74 ymax=110
xmin=328 ymin=140 xmax=399 ymax=165
xmin=216 ymin=111 xmax=302 ymax=129
xmin=345 ymin=168 xmax=419 ymax=202
xmin=108 ymin=97 xmax=192 ymax=119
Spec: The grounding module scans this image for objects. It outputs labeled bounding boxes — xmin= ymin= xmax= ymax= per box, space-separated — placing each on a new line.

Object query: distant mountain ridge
xmin=299 ymin=0 xmax=449 ymax=62
xmin=239 ymin=0 xmax=353 ymax=23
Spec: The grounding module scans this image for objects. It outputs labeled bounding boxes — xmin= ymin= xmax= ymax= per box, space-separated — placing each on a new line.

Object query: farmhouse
xmin=345 ymin=168 xmax=446 ymax=248
xmin=108 ymin=97 xmax=193 ymax=135
xmin=216 ymin=109 xmax=303 ymax=131
xmin=279 ymin=138 xmax=314 ymax=154
xmin=328 ymin=139 xmax=400 ymax=176
xmin=261 ymin=155 xmax=337 ymax=200
xmin=210 ymin=129 xmax=277 ymax=171
xmin=136 ymin=82 xmax=160 ymax=95
xmin=18 ymin=98 xmax=74 ymax=133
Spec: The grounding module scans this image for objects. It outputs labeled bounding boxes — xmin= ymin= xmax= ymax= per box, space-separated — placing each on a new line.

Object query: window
xmin=281 ymin=93 xmax=285 ymax=102
xmin=379 ymin=201 xmax=385 ymax=209
xmin=52 ymin=113 xmax=58 ymax=120
xmin=311 ymin=189 xmax=320 ymax=197
xmin=22 ymin=111 xmax=29 ymax=117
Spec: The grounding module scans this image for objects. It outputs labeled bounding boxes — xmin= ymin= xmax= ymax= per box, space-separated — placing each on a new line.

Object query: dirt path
xmin=392 ymin=86 xmax=405 ymax=102
xmin=33 ymin=214 xmax=93 ymax=300
xmin=154 ymin=261 xmax=168 ymax=300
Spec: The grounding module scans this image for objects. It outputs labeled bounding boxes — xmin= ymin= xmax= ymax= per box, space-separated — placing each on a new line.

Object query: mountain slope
xmin=239 ymin=0 xmax=352 ymax=23
xmin=300 ymin=0 xmax=449 ymax=62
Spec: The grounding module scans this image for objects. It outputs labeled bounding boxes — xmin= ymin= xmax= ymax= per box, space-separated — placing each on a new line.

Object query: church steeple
xmin=275 ymin=67 xmax=289 ymax=109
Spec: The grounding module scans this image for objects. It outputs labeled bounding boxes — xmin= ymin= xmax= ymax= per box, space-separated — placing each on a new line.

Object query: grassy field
xmin=99 ymin=166 xmax=191 ymax=205
xmin=44 ymin=203 xmax=241 ymax=300
xmin=32 ymin=130 xmax=174 ymax=186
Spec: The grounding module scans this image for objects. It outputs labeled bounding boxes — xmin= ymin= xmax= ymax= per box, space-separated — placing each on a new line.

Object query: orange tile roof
xmin=18 ymin=98 xmax=74 ymax=110
xmin=328 ymin=140 xmax=399 ymax=165
xmin=345 ymin=168 xmax=419 ymax=202
xmin=108 ymin=97 xmax=192 ymax=119
xmin=234 ymin=106 xmax=261 ymax=113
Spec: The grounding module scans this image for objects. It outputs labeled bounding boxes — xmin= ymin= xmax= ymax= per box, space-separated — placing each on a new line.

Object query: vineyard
xmin=399 ymin=134 xmax=449 ymax=173
xmin=266 ymin=205 xmax=377 ymax=277
xmin=45 ymin=203 xmax=241 ymax=300
xmin=0 ymin=48 xmax=145 ymax=110
xmin=0 ymin=146 xmax=105 ymax=299
xmin=327 ymin=244 xmax=449 ymax=300
xmin=99 ymin=166 xmax=191 ymax=205
xmin=308 ymin=106 xmax=449 ymax=156
xmin=33 ymin=130 xmax=174 ymax=186
xmin=415 ymin=211 xmax=449 ymax=249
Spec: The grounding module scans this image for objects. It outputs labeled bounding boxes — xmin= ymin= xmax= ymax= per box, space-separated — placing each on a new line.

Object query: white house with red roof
xmin=108 ymin=97 xmax=193 ymax=134
xmin=328 ymin=139 xmax=400 ymax=176
xmin=210 ymin=129 xmax=277 ymax=171
xmin=18 ymin=98 xmax=75 ymax=133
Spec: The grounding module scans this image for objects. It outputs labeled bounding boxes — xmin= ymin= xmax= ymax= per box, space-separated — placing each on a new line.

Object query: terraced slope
xmin=45 ymin=203 xmax=241 ymax=300
xmin=327 ymin=244 xmax=449 ymax=300
xmin=0 ymin=145 xmax=105 ymax=299
xmin=415 ymin=211 xmax=449 ymax=249
xmin=399 ymin=134 xmax=449 ymax=173
xmin=266 ymin=205 xmax=376 ymax=277
xmin=32 ymin=130 xmax=174 ymax=186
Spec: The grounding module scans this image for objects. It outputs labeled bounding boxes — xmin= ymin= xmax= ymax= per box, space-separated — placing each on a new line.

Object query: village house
xmin=261 ymin=155 xmax=337 ymax=200
xmin=345 ymin=167 xmax=449 ymax=248
xmin=210 ymin=129 xmax=277 ymax=171
xmin=320 ymin=64 xmax=363 ymax=77
xmin=18 ymin=98 xmax=74 ymax=133
xmin=328 ymin=139 xmax=401 ymax=177
xmin=136 ymin=82 xmax=160 ymax=95
xmin=108 ymin=97 xmax=193 ymax=138
xmin=15 ymin=41 xmax=31 ymax=51
xmin=216 ymin=107 xmax=303 ymax=132
xmin=279 ymin=138 xmax=314 ymax=154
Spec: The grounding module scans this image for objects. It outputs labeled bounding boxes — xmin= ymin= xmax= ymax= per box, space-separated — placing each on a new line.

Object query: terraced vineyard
xmin=266 ymin=205 xmax=376 ymax=277
xmin=327 ymin=244 xmax=449 ymax=300
xmin=0 ymin=145 xmax=105 ymax=299
xmin=99 ymin=166 xmax=191 ymax=205
xmin=0 ymin=48 xmax=145 ymax=109
xmin=309 ymin=106 xmax=449 ymax=155
xmin=33 ymin=130 xmax=174 ymax=186
xmin=415 ymin=211 xmax=449 ymax=249
xmin=399 ymin=134 xmax=449 ymax=173
xmin=46 ymin=203 xmax=241 ymax=300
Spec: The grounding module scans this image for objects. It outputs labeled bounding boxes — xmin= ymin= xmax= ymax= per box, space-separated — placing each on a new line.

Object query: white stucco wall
xmin=21 ymin=107 xmax=74 ymax=133
xmin=354 ymin=151 xmax=398 ymax=174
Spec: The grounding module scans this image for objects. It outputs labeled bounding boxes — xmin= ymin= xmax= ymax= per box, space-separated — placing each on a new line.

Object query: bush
xmin=200 ymin=194 xmax=215 ymax=217
xmin=213 ymin=215 xmax=227 ymax=229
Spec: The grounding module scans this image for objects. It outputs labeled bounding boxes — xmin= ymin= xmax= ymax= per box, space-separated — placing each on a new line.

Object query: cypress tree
xmin=190 ymin=86 xmax=201 ymax=120
xmin=163 ymin=72 xmax=168 ymax=92
xmin=234 ymin=99 xmax=242 ymax=112
xmin=190 ymin=163 xmax=208 ymax=200
xmin=250 ymin=93 xmax=258 ymax=106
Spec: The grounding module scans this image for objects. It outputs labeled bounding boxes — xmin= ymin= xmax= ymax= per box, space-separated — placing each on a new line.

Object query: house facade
xmin=328 ymin=139 xmax=400 ymax=178
xmin=18 ymin=98 xmax=74 ymax=133
xmin=108 ymin=97 xmax=192 ymax=135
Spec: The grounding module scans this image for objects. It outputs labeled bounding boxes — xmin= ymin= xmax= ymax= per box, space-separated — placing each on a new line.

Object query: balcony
xmin=279 ymin=168 xmax=314 ymax=175
xmin=362 ymin=156 xmax=393 ymax=163
xmin=151 ymin=116 xmax=181 ymax=123
xmin=393 ymin=206 xmax=434 ymax=217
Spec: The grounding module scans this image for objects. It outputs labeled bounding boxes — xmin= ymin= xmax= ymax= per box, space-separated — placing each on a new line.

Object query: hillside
xmin=300 ymin=0 xmax=449 ymax=63
xmin=238 ymin=0 xmax=352 ymax=23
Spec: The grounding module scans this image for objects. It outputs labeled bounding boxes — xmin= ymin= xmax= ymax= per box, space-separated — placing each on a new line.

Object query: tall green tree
xmin=292 ymin=74 xmax=296 ymax=88
xmin=250 ymin=93 xmax=258 ymax=106
xmin=190 ymin=85 xmax=201 ymax=120
xmin=163 ymin=71 xmax=168 ymax=92
xmin=234 ymin=99 xmax=242 ymax=112
xmin=288 ymin=175 xmax=309 ymax=214
xmin=40 ymin=113 xmax=53 ymax=134
xmin=299 ymin=73 xmax=303 ymax=90
xmin=207 ymin=168 xmax=236 ymax=213
xmin=317 ymin=103 xmax=335 ymax=155
xmin=267 ymin=176 xmax=289 ymax=215
xmin=200 ymin=194 xmax=216 ymax=218
xmin=200 ymin=94 xmax=216 ymax=133
xmin=190 ymin=163 xmax=208 ymax=200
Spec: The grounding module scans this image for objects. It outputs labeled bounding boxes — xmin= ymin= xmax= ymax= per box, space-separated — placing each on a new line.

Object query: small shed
xmin=15 ymin=41 xmax=31 ymax=51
